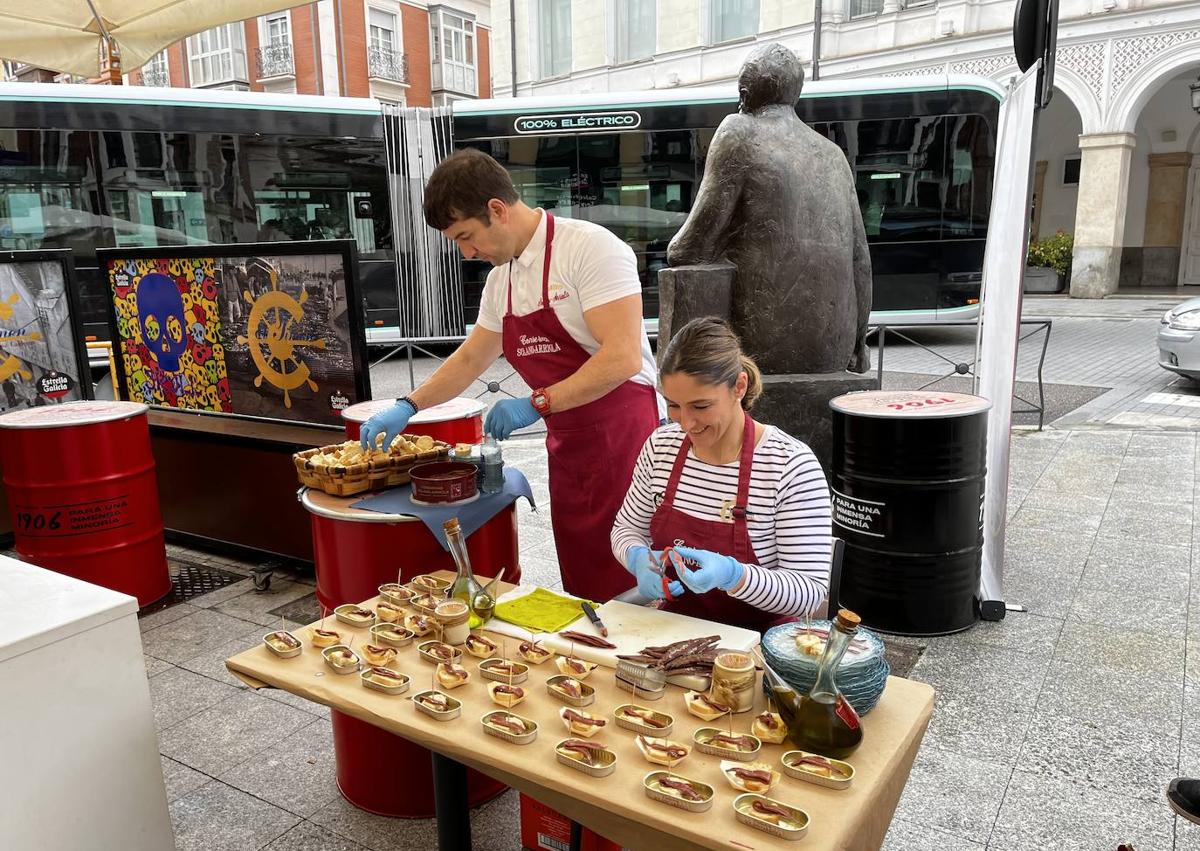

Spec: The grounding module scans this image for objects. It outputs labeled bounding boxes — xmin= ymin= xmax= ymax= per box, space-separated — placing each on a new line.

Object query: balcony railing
xmin=367 ymin=44 xmax=410 ymax=83
xmin=255 ymin=42 xmax=294 ymax=79
xmin=140 ymin=66 xmax=171 ymax=87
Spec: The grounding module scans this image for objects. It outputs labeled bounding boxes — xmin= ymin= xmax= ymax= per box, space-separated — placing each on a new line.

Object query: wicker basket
xmin=293 ymin=439 xmax=450 ymax=497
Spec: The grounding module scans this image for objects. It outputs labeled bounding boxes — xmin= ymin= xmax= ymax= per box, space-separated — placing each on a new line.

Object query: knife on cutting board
xmin=580 ymin=601 xmax=608 ymax=637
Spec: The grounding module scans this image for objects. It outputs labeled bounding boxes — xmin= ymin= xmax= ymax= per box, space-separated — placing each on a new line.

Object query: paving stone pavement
xmin=871 ymin=295 xmax=1200 ymax=431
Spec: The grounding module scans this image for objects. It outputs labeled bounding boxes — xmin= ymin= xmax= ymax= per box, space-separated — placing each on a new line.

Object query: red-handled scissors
xmin=651 ymin=540 xmax=693 ymax=601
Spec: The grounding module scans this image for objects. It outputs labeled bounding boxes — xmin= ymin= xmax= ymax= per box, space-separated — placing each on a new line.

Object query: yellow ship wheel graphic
xmin=236 ymin=276 xmax=326 ymax=409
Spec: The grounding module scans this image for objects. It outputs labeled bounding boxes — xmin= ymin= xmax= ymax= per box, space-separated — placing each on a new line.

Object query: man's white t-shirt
xmin=475 ymin=210 xmax=663 ymax=413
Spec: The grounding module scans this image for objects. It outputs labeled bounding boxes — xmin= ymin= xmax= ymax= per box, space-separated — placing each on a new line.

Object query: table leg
xmin=432 ymin=752 xmax=471 ymax=851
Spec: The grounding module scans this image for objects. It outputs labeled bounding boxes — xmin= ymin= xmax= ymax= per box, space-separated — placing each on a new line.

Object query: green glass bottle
xmin=444 ymin=517 xmax=494 ymax=624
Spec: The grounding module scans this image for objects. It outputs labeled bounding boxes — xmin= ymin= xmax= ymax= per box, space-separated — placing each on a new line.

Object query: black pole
xmin=811 ymin=0 xmax=823 ymax=81
xmin=431 ymin=753 xmax=471 ymax=851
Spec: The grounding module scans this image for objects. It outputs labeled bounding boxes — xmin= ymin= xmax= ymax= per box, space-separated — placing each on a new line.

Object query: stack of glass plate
xmin=761 ymin=619 xmax=890 ymax=715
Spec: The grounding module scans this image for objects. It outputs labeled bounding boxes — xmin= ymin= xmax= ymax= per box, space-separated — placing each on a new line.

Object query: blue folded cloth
xmin=351 ymin=467 xmax=535 ymax=550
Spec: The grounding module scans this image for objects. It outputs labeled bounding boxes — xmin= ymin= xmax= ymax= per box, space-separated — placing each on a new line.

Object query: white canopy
xmin=0 ymin=0 xmax=309 ymax=78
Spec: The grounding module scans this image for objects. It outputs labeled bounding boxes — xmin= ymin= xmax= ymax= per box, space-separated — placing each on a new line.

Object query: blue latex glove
xmin=359 ymin=399 xmax=416 ymax=451
xmin=485 ymin=397 xmax=542 ymax=440
xmin=672 ymin=546 xmax=745 ymax=594
xmin=626 ymin=545 xmax=683 ymax=601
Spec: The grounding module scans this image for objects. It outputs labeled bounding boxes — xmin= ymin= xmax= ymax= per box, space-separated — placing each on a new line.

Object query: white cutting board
xmin=537 ymin=600 xmax=760 ymax=691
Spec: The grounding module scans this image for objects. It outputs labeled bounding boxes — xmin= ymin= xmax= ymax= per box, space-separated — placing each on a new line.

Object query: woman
xmin=610 ymin=317 xmax=832 ymax=631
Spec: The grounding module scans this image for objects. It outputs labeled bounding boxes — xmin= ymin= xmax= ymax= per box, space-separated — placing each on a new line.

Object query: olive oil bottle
xmin=789 ymin=609 xmax=864 ymax=758
xmin=444 ymin=517 xmax=494 ymax=624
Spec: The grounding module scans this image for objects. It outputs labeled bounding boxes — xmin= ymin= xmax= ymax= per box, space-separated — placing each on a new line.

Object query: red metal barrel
xmin=342 ymin=397 xmax=486 ymax=447
xmin=301 ymin=488 xmax=520 ymax=612
xmin=0 ymin=401 xmax=170 ymax=607
xmin=301 ymin=487 xmax=520 ymax=817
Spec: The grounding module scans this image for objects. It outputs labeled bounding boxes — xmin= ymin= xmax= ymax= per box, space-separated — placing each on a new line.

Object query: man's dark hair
xmin=423 ymin=148 xmax=519 ymax=230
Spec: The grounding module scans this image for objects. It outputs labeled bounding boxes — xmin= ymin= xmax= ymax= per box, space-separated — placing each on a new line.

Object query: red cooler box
xmin=0 ymin=401 xmax=170 ymax=607
xmin=300 ymin=487 xmax=520 ymax=817
xmin=342 ymin=396 xmax=486 ymax=447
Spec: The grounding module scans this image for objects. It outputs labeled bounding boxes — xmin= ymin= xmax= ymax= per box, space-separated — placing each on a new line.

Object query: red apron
xmin=651 ymin=413 xmax=778 ymax=633
xmin=502 ymin=213 xmax=660 ymax=602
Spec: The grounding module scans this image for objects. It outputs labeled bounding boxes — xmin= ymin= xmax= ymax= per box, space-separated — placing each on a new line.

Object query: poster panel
xmin=100 ymin=241 xmax=370 ymax=426
xmin=0 ymin=250 xmax=90 ymax=413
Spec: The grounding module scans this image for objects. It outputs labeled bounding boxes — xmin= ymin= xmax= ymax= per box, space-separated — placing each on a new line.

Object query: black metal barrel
xmin=830 ymin=391 xmax=990 ymax=636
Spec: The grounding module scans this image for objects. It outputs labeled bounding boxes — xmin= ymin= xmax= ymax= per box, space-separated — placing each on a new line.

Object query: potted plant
xmin=1025 ymin=231 xmax=1073 ymax=293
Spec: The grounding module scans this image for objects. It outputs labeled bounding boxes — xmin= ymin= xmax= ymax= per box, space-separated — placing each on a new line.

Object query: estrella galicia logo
xmin=37 ymin=371 xmax=73 ymax=399
xmin=513 ymin=111 xmax=642 ymax=135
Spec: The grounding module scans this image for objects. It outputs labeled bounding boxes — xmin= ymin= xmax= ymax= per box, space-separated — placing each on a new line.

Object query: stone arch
xmin=1110 ymin=39 xmax=1200 ymax=134
xmin=1046 ymin=64 xmax=1103 ymax=136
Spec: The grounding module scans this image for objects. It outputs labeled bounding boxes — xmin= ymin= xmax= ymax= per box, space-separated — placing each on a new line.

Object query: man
xmin=360 ymin=148 xmax=661 ymax=602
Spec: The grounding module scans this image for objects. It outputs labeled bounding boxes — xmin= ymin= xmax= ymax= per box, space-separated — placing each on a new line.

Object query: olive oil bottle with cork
xmin=788 ymin=608 xmax=864 ymax=758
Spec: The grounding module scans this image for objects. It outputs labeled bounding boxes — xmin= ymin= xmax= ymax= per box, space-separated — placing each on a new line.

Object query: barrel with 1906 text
xmin=0 ymin=400 xmax=170 ymax=607
xmin=830 ymin=391 xmax=990 ymax=636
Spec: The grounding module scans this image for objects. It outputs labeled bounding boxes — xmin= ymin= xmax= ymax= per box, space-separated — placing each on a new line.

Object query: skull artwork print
xmin=109 ymin=257 xmax=232 ymax=412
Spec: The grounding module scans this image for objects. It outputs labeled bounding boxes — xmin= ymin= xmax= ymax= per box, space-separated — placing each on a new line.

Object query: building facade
xmin=490 ymin=0 xmax=1200 ymax=297
xmin=4 ymin=1 xmax=492 ymax=107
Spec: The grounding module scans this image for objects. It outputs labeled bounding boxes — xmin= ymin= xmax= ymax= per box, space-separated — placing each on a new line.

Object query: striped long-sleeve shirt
xmin=610 ymin=423 xmax=833 ymax=618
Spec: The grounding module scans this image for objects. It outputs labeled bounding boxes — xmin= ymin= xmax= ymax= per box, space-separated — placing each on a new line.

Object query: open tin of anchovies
xmin=377 ymin=582 xmax=414 ymax=605
xmin=555 ymin=739 xmax=617 ymax=777
xmin=409 ymin=574 xmax=451 ymax=594
xmin=322 ymin=645 xmax=361 ymax=674
xmin=417 ymin=640 xmax=462 ymax=665
xmin=733 ymin=794 xmax=810 ymax=840
xmin=478 ymin=659 xmax=529 ymax=684
xmin=780 ymin=750 xmax=855 ymax=789
xmin=333 ymin=604 xmax=376 ymax=628
xmin=263 ymin=630 xmax=302 ymax=658
xmin=546 ymin=675 xmax=595 ymax=707
xmin=642 ymin=771 xmax=714 ymax=813
xmin=411 ymin=689 xmax=461 ymax=720
xmin=481 ymin=710 xmax=538 ymax=745
xmin=360 ymin=667 xmax=410 ymax=695
xmin=613 ymin=704 xmax=674 ymax=737
xmin=409 ymin=594 xmax=442 ymax=617
xmin=692 ymin=727 xmax=762 ymax=761
xmin=370 ymin=623 xmax=415 ymax=648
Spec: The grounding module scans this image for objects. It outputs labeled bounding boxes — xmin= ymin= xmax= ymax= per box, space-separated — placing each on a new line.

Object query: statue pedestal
xmin=753 ymin=372 xmax=879 ymax=474
xmin=655 ymin=264 xmax=734 ymax=366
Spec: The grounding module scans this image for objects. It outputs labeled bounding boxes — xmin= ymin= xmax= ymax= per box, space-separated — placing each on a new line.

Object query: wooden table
xmin=227 ymin=580 xmax=934 ymax=851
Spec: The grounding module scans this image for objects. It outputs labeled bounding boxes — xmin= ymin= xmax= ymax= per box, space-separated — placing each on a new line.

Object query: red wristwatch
xmin=531 ymin=388 xmax=552 ymax=417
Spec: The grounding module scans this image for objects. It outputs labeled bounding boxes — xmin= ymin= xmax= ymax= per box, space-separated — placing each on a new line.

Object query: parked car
xmin=1158 ymin=298 xmax=1200 ymax=380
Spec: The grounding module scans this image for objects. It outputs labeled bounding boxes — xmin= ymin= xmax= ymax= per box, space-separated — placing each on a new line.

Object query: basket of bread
xmin=294 ymin=433 xmax=450 ymax=496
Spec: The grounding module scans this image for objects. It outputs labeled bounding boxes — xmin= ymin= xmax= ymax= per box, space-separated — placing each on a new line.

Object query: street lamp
xmin=1191 ymin=74 xmax=1200 ymax=113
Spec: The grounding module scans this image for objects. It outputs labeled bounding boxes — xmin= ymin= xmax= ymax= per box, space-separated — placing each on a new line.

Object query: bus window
xmin=491 ymin=135 xmax=577 ymax=214
xmin=814 ymin=116 xmax=948 ymax=243
xmin=240 ymin=134 xmax=390 ymax=259
xmin=575 ymin=130 xmax=695 ymax=320
xmin=942 ymin=113 xmax=993 ymax=240
xmin=0 ymin=129 xmax=103 ymax=253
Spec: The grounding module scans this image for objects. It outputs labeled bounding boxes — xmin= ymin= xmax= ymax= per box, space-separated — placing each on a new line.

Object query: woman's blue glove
xmin=626 ymin=545 xmax=683 ymax=601
xmin=485 ymin=398 xmax=542 ymax=439
xmin=360 ymin=399 xmax=417 ymax=451
xmin=672 ymin=546 xmax=745 ymax=594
